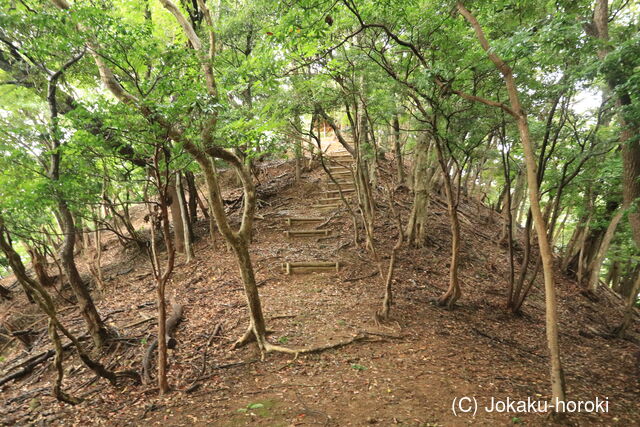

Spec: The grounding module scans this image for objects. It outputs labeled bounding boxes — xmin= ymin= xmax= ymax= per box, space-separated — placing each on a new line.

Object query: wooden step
xmin=311 ymin=203 xmax=341 ymax=209
xmin=318 ymin=197 xmax=342 ymax=204
xmin=325 ymin=188 xmax=355 ymax=197
xmin=284 ymin=229 xmax=331 ymax=238
xmin=328 ymin=159 xmax=352 ymax=165
xmin=285 ymin=217 xmax=325 ymax=226
xmin=327 ymin=182 xmax=355 ymax=188
xmin=282 ymin=261 xmax=340 ymax=274
xmin=326 ymin=188 xmax=355 ymax=195
xmin=327 ymin=166 xmax=350 ymax=171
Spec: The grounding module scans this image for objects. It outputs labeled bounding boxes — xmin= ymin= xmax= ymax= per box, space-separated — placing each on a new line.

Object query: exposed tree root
xmin=233 ymin=330 xmax=382 ymax=359
xmin=231 ymin=325 xmax=255 ymax=349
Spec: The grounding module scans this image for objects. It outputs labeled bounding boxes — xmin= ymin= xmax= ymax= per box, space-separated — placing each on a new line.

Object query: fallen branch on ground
xmin=142 ymin=303 xmax=184 ymax=384
xmin=0 ymin=334 xmax=90 ymax=387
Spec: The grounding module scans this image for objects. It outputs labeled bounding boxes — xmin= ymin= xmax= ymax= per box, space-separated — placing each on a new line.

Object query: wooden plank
xmin=325 ymin=188 xmax=355 ymax=196
xmin=317 ymin=197 xmax=342 ymax=204
xmin=284 ymin=229 xmax=331 ymax=237
xmin=327 ymin=183 xmax=355 ymax=189
xmin=311 ymin=204 xmax=340 ymax=209
xmin=285 ymin=217 xmax=325 ymax=226
xmin=281 ymin=261 xmax=341 ymax=274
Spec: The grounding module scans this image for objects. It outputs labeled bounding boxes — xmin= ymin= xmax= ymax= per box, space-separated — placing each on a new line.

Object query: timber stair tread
xmin=284 ymin=217 xmax=325 ymax=226
xmin=281 ymin=261 xmax=341 ymax=274
xmin=310 ymin=203 xmax=341 ymax=209
xmin=279 ymin=142 xmax=351 ymax=277
xmin=284 ymin=229 xmax=331 ymax=237
xmin=324 ymin=188 xmax=356 ymax=199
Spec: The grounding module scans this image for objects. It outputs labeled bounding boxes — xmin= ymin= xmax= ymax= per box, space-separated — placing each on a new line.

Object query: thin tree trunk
xmin=587 ymin=208 xmax=624 ymax=292
xmin=58 ymin=202 xmax=109 ymax=347
xmin=185 ymin=170 xmax=199 ymax=225
xmin=377 ymin=186 xmax=403 ymax=320
xmin=167 ymin=180 xmax=186 ymax=254
xmin=434 ymin=137 xmax=461 ymax=309
xmin=393 ymin=112 xmax=405 ymax=184
xmin=176 ymin=172 xmax=194 ymax=262
xmin=457 ymin=2 xmax=566 ymax=405
xmin=614 ymin=269 xmax=640 ymax=338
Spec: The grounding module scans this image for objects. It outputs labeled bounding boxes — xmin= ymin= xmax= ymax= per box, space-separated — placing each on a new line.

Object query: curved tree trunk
xmin=587 ymin=208 xmax=624 ymax=292
xmin=58 ymin=202 xmax=109 ymax=348
xmin=614 ymin=269 xmax=640 ymax=338
xmin=26 ymin=244 xmax=54 ymax=287
xmin=434 ymin=137 xmax=461 ymax=309
xmin=45 ymin=53 xmax=109 ymax=348
xmin=457 ymin=1 xmax=566 ymax=405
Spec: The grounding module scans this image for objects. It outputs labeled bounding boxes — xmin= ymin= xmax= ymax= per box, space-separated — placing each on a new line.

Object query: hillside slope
xmin=0 ymin=159 xmax=638 ymax=426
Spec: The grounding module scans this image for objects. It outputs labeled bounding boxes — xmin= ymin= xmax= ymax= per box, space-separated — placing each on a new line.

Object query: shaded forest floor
xmin=1 ymin=159 xmax=639 ymax=426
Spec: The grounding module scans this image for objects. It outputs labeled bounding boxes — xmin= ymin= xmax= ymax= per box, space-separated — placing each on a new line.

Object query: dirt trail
xmin=0 ymin=156 xmax=638 ymax=426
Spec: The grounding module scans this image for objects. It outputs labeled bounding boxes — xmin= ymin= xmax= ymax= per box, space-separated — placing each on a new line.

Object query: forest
xmin=0 ymin=0 xmax=638 ymax=425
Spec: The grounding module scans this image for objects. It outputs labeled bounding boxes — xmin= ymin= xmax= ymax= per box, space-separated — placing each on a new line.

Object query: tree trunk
xmin=176 ymin=172 xmax=194 ymax=262
xmin=591 ymin=0 xmax=640 ymax=251
xmin=511 ymin=169 xmax=526 ymax=225
xmin=405 ymin=134 xmax=435 ymax=247
xmin=0 ymin=284 xmax=11 ymax=300
xmin=457 ymin=1 xmax=566 ymax=405
xmin=195 ymin=156 xmax=273 ymax=350
xmin=605 ymin=260 xmax=621 ymax=290
xmin=58 ymin=202 xmax=109 ymax=348
xmin=185 ymin=171 xmax=199 ymax=225
xmin=587 ymin=208 xmax=624 ymax=292
xmin=26 ymin=244 xmax=54 ymax=287
xmin=393 ymin=112 xmax=405 ymax=184
xmin=0 ymin=214 xmax=134 ymax=392
xmin=434 ymin=137 xmax=461 ymax=309
xmin=167 ymin=180 xmax=186 ymax=254
xmin=614 ymin=269 xmax=640 ymax=338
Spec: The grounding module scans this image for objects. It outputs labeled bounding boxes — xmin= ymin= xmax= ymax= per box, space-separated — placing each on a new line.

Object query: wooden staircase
xmin=280 ymin=149 xmax=355 ymax=274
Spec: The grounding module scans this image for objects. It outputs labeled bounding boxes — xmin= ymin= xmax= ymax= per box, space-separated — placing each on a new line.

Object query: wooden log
xmin=311 ymin=204 xmax=341 ymax=209
xmin=325 ymin=189 xmax=355 ymax=197
xmin=285 ymin=217 xmax=325 ymax=226
xmin=318 ymin=197 xmax=342 ymax=204
xmin=281 ymin=261 xmax=340 ymax=274
xmin=284 ymin=229 xmax=331 ymax=237
xmin=142 ymin=303 xmax=184 ymax=384
xmin=327 ymin=184 xmax=355 ymax=190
